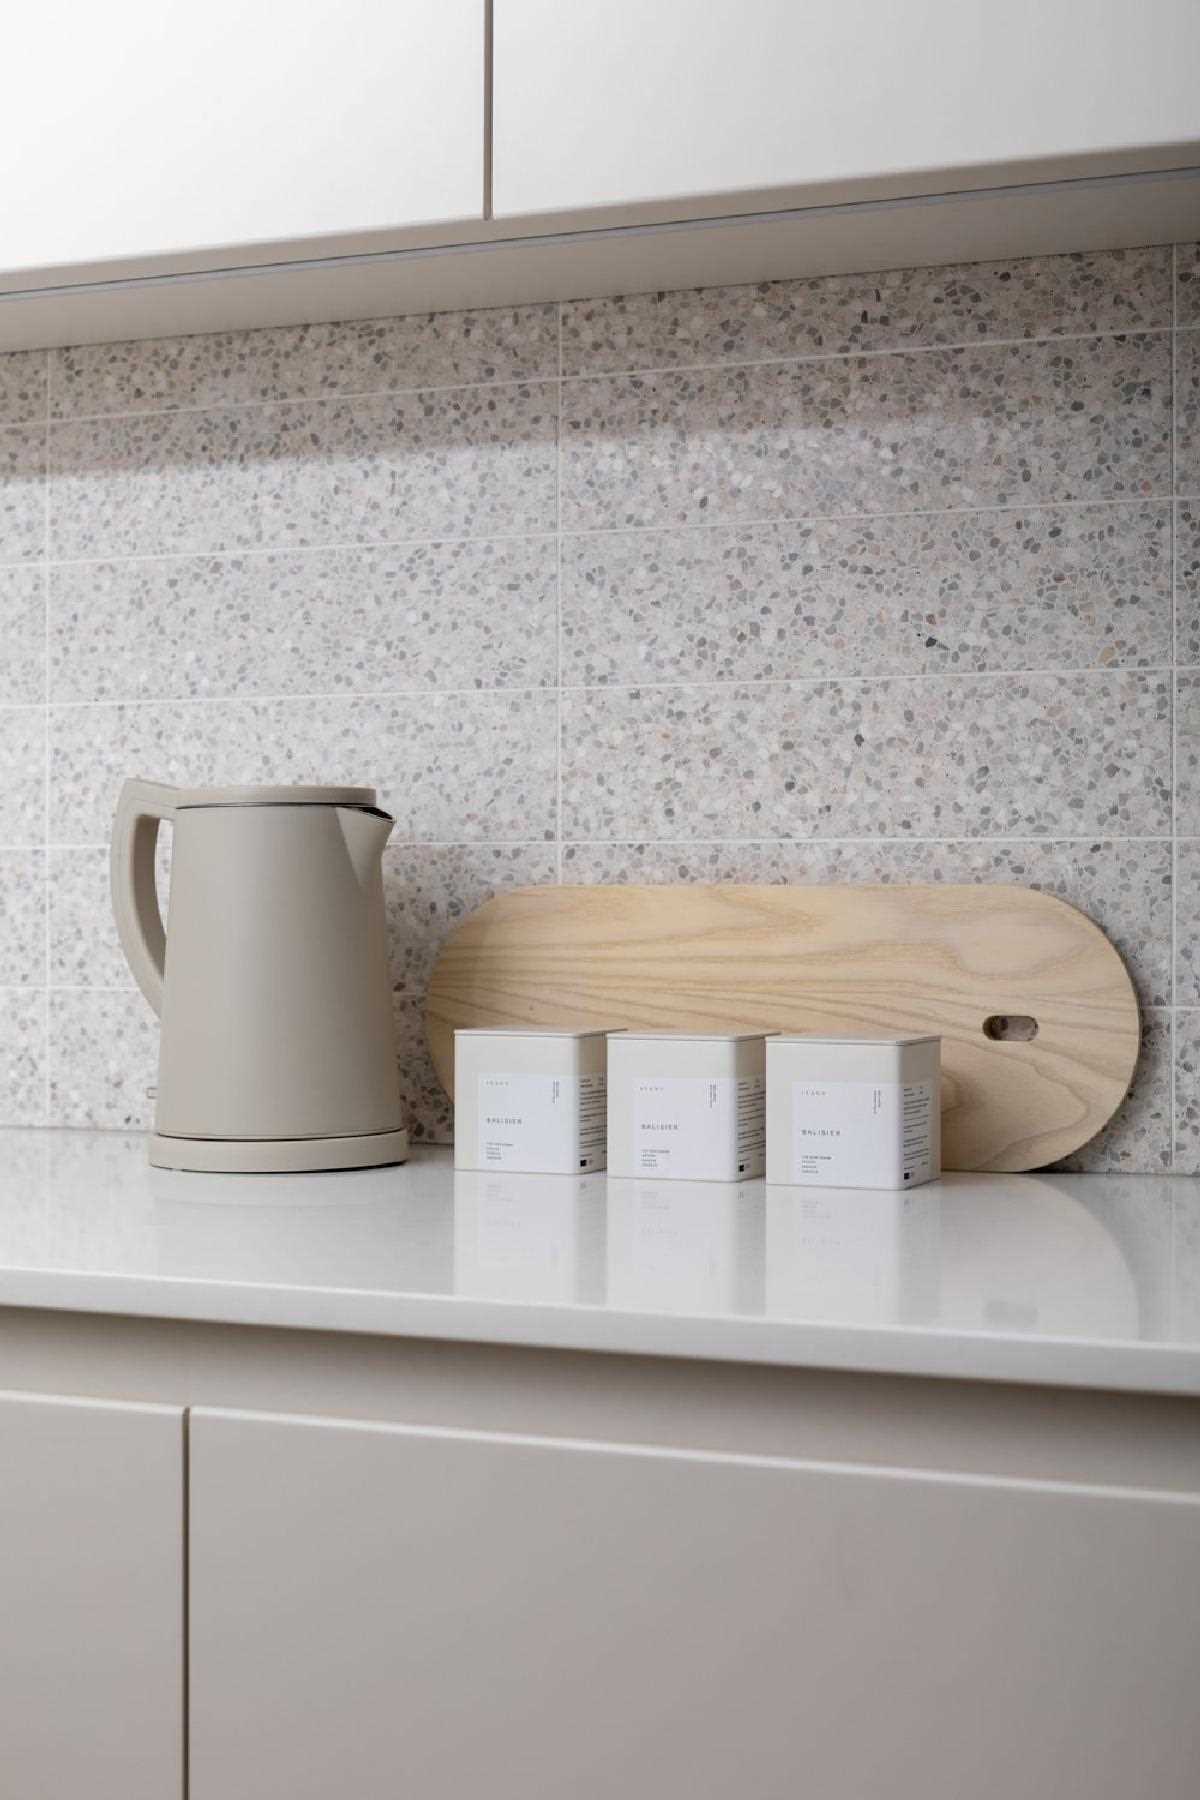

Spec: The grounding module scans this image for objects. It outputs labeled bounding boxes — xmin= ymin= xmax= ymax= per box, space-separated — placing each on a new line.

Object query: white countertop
xmin=0 ymin=1131 xmax=1197 ymax=1396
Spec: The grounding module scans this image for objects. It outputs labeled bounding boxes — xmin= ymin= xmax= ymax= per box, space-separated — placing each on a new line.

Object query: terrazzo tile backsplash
xmin=1 ymin=243 xmax=1198 ymax=1168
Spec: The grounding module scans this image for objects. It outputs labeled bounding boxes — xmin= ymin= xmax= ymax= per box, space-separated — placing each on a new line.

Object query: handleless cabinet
xmin=0 ymin=1390 xmax=184 ymax=1800
xmin=189 ymin=1406 xmax=1200 ymax=1800
xmin=1 ymin=0 xmax=484 ymax=284
xmin=493 ymin=0 xmax=1200 ymax=219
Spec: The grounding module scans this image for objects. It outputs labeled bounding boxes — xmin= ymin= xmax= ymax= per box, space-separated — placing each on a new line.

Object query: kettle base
xmin=148 ymin=1127 xmax=409 ymax=1175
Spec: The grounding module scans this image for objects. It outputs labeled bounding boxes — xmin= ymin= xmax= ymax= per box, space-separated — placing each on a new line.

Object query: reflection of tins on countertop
xmin=734 ymin=1184 xmax=768 ymax=1319
xmin=607 ymin=1180 xmax=763 ymax=1316
xmin=575 ymin=1176 xmax=609 ymax=1309
xmin=452 ymin=1168 xmax=606 ymax=1307
xmin=765 ymin=1186 xmax=940 ymax=1327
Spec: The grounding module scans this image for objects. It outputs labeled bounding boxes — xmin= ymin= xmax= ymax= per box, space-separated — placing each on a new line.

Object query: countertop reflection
xmin=0 ymin=1132 xmax=1197 ymax=1394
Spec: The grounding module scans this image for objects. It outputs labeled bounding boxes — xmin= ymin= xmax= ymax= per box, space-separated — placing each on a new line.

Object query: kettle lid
xmin=175 ymin=783 xmax=378 ymax=809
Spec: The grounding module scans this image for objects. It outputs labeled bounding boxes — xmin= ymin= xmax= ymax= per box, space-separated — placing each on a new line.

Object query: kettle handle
xmin=111 ymin=779 xmax=179 ymax=1016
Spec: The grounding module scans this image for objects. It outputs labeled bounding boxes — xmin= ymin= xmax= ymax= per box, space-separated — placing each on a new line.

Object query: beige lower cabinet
xmin=189 ymin=1408 xmax=1200 ymax=1800
xmin=0 ymin=1390 xmax=184 ymax=1800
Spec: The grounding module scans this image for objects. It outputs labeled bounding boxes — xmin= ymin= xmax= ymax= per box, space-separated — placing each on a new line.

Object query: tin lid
xmin=455 ymin=1027 xmax=622 ymax=1039
xmin=612 ymin=1030 xmax=775 ymax=1043
xmin=176 ymin=784 xmax=378 ymax=809
xmin=771 ymin=1033 xmax=939 ymax=1046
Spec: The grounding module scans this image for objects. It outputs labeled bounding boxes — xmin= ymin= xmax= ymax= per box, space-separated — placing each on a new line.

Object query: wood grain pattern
xmin=425 ymin=884 xmax=1140 ymax=1172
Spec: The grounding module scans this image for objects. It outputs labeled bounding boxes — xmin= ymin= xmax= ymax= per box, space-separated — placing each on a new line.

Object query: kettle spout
xmin=337 ymin=806 xmax=394 ymax=886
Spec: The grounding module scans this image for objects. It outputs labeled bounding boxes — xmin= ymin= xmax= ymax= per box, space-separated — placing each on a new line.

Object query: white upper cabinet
xmin=1 ymin=0 xmax=484 ymax=280
xmin=493 ymin=0 xmax=1200 ymax=218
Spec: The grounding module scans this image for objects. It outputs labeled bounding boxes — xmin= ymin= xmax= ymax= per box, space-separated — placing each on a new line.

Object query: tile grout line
xmin=557 ymin=323 xmax=1183 ymax=386
xmin=18 ymin=492 xmax=1186 ymax=580
xmin=551 ymin=831 xmax=1184 ymax=846
xmin=35 ymin=527 xmax=562 ymax=572
xmin=547 ymin=833 xmax=1181 ymax=851
xmin=552 ymin=492 xmax=1187 ymax=541
xmin=24 ymin=664 xmax=1182 ymax=716
xmin=24 ymin=319 xmax=1189 ymax=433
xmin=44 ymin=371 xmax=563 ymax=428
xmin=0 ymin=833 xmax=1183 ymax=852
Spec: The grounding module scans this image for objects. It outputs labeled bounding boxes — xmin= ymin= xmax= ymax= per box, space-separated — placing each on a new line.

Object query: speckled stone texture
xmin=1174 ymin=674 xmax=1200 ymax=837
xmin=51 ymin=538 xmax=557 ymax=703
xmin=562 ymin=837 xmax=1171 ymax=1010
xmin=48 ymin=989 xmax=156 ymax=1130
xmin=0 ymin=426 xmax=46 ymax=565
xmin=562 ymin=248 xmax=1172 ymax=374
xmin=1049 ymin=1009 xmax=1172 ymax=1173
xmin=562 ymin=504 xmax=1169 ymax=685
xmin=383 ymin=843 xmax=559 ymax=1141
xmin=391 ymin=1000 xmax=453 ymax=1145
xmin=0 ymin=252 xmax=1194 ymax=1169
xmin=48 ymin=845 xmax=167 ymax=990
xmin=562 ymin=673 xmax=1170 ymax=842
xmin=0 ymin=707 xmax=44 ymax=844
xmin=1178 ymin=328 xmax=1200 ymax=497
xmin=384 ymin=844 xmax=558 ymax=1001
xmin=0 ymin=990 xmax=44 ymax=1125
xmin=0 ymin=351 xmax=47 ymax=428
xmin=562 ymin=335 xmax=1170 ymax=531
xmin=1178 ymin=245 xmax=1200 ymax=329
xmin=0 ymin=565 xmax=46 ymax=704
xmin=1175 ymin=1010 xmax=1200 ymax=1171
xmin=1176 ymin=504 xmax=1200 ymax=663
xmin=1176 ymin=841 xmax=1200 ymax=1008
xmin=0 ymin=850 xmax=44 ymax=985
xmin=49 ymin=384 xmax=559 ymax=561
xmin=50 ymin=691 xmax=557 ymax=846
xmin=50 ymin=306 xmax=559 ymax=419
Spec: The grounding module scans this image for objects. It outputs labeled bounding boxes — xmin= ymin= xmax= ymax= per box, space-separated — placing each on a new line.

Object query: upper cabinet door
xmin=0 ymin=1390 xmax=184 ymax=1800
xmin=1 ymin=0 xmax=484 ymax=280
xmin=494 ymin=0 xmax=1200 ymax=218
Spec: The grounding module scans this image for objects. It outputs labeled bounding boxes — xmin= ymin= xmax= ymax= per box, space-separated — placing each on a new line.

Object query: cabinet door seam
xmin=182 ymin=1405 xmax=191 ymax=1800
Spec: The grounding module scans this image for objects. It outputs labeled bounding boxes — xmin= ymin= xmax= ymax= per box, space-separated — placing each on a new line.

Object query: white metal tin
xmin=766 ymin=1034 xmax=941 ymax=1189
xmin=454 ymin=1028 xmax=616 ymax=1175
xmin=607 ymin=1032 xmax=770 ymax=1182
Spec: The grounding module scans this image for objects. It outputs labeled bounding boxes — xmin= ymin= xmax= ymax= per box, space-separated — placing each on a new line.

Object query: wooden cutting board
xmin=424 ymin=883 xmax=1140 ymax=1172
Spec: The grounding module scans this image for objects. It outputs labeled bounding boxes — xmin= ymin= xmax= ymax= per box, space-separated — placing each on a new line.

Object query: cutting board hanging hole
xmin=983 ymin=1014 xmax=1039 ymax=1042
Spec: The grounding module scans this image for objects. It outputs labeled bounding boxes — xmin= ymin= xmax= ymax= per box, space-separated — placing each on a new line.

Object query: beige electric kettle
xmin=111 ymin=779 xmax=408 ymax=1173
